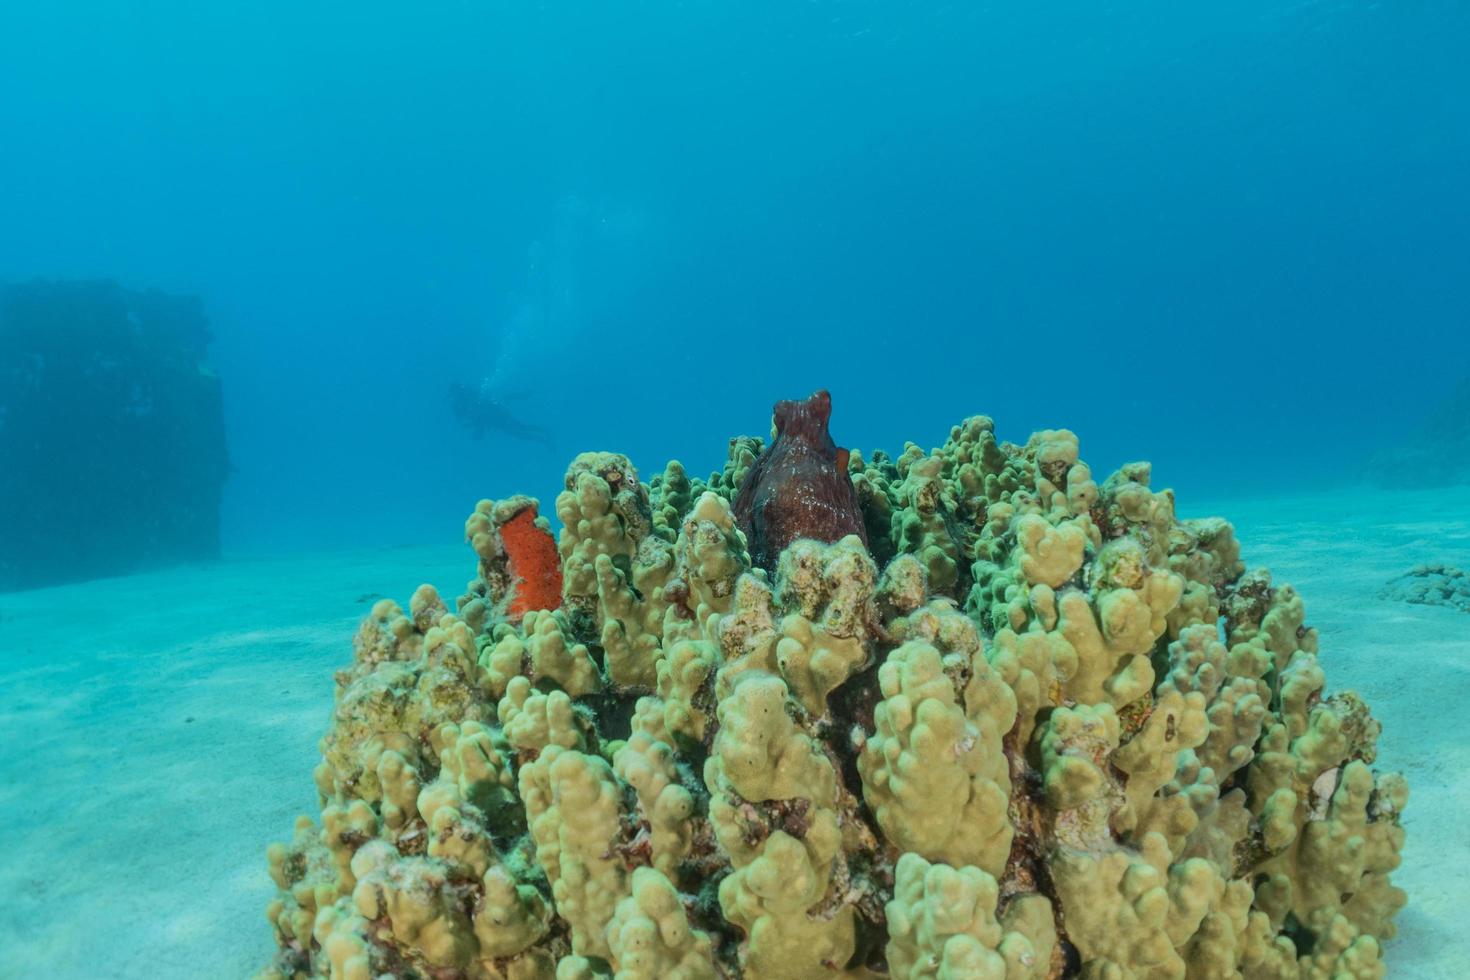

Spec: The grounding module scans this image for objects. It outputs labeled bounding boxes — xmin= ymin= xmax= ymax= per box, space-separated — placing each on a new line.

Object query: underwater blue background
xmin=2 ymin=0 xmax=1467 ymax=554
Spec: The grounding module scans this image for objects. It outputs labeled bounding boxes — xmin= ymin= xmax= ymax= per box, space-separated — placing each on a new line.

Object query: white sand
xmin=0 ymin=485 xmax=1465 ymax=978
xmin=0 ymin=543 xmax=467 ymax=978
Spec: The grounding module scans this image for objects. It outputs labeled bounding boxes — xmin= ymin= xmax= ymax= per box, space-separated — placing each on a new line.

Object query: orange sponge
xmin=499 ymin=505 xmax=563 ymax=620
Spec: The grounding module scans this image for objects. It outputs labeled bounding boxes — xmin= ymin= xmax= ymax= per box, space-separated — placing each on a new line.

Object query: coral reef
xmin=262 ymin=397 xmax=1407 ymax=979
xmin=1382 ymin=564 xmax=1470 ymax=613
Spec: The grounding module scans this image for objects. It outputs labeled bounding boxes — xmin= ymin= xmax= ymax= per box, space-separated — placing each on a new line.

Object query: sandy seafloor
xmin=1 ymin=484 xmax=1466 ymax=979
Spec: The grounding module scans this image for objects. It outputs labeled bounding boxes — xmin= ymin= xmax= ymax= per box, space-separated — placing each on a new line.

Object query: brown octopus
xmin=733 ymin=389 xmax=868 ymax=572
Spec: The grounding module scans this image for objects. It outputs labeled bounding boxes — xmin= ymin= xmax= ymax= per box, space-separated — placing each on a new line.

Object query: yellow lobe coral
xmin=259 ymin=406 xmax=1409 ymax=980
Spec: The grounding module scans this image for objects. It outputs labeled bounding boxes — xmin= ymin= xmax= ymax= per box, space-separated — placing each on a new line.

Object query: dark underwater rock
xmin=1382 ymin=563 xmax=1470 ymax=612
xmin=733 ymin=389 xmax=867 ymax=572
xmin=0 ymin=280 xmax=229 ymax=591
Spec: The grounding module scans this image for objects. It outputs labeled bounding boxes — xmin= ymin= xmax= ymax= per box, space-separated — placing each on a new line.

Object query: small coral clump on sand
xmin=260 ymin=392 xmax=1408 ymax=979
xmin=1383 ymin=563 xmax=1470 ymax=613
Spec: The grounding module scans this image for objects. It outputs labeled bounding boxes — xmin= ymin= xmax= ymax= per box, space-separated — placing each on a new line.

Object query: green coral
xmin=520 ymin=746 xmax=627 ymax=958
xmin=605 ymin=867 xmax=716 ymax=978
xmin=261 ymin=416 xmax=1408 ymax=980
xmin=859 ymin=640 xmax=1012 ymax=875
xmin=885 ymin=852 xmax=1054 ymax=979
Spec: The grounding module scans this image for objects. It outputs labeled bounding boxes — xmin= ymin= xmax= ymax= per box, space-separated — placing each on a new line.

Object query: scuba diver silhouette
xmin=448 ymin=380 xmax=551 ymax=443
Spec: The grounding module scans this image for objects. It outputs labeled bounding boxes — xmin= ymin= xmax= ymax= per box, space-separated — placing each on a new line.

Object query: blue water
xmin=4 ymin=6 xmax=1470 ymax=976
xmin=2 ymin=0 xmax=1467 ymax=552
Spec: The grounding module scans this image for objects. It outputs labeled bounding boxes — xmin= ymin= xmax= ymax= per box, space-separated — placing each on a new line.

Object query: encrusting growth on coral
xmin=261 ymin=394 xmax=1408 ymax=980
xmin=466 ymin=497 xmax=564 ymax=623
